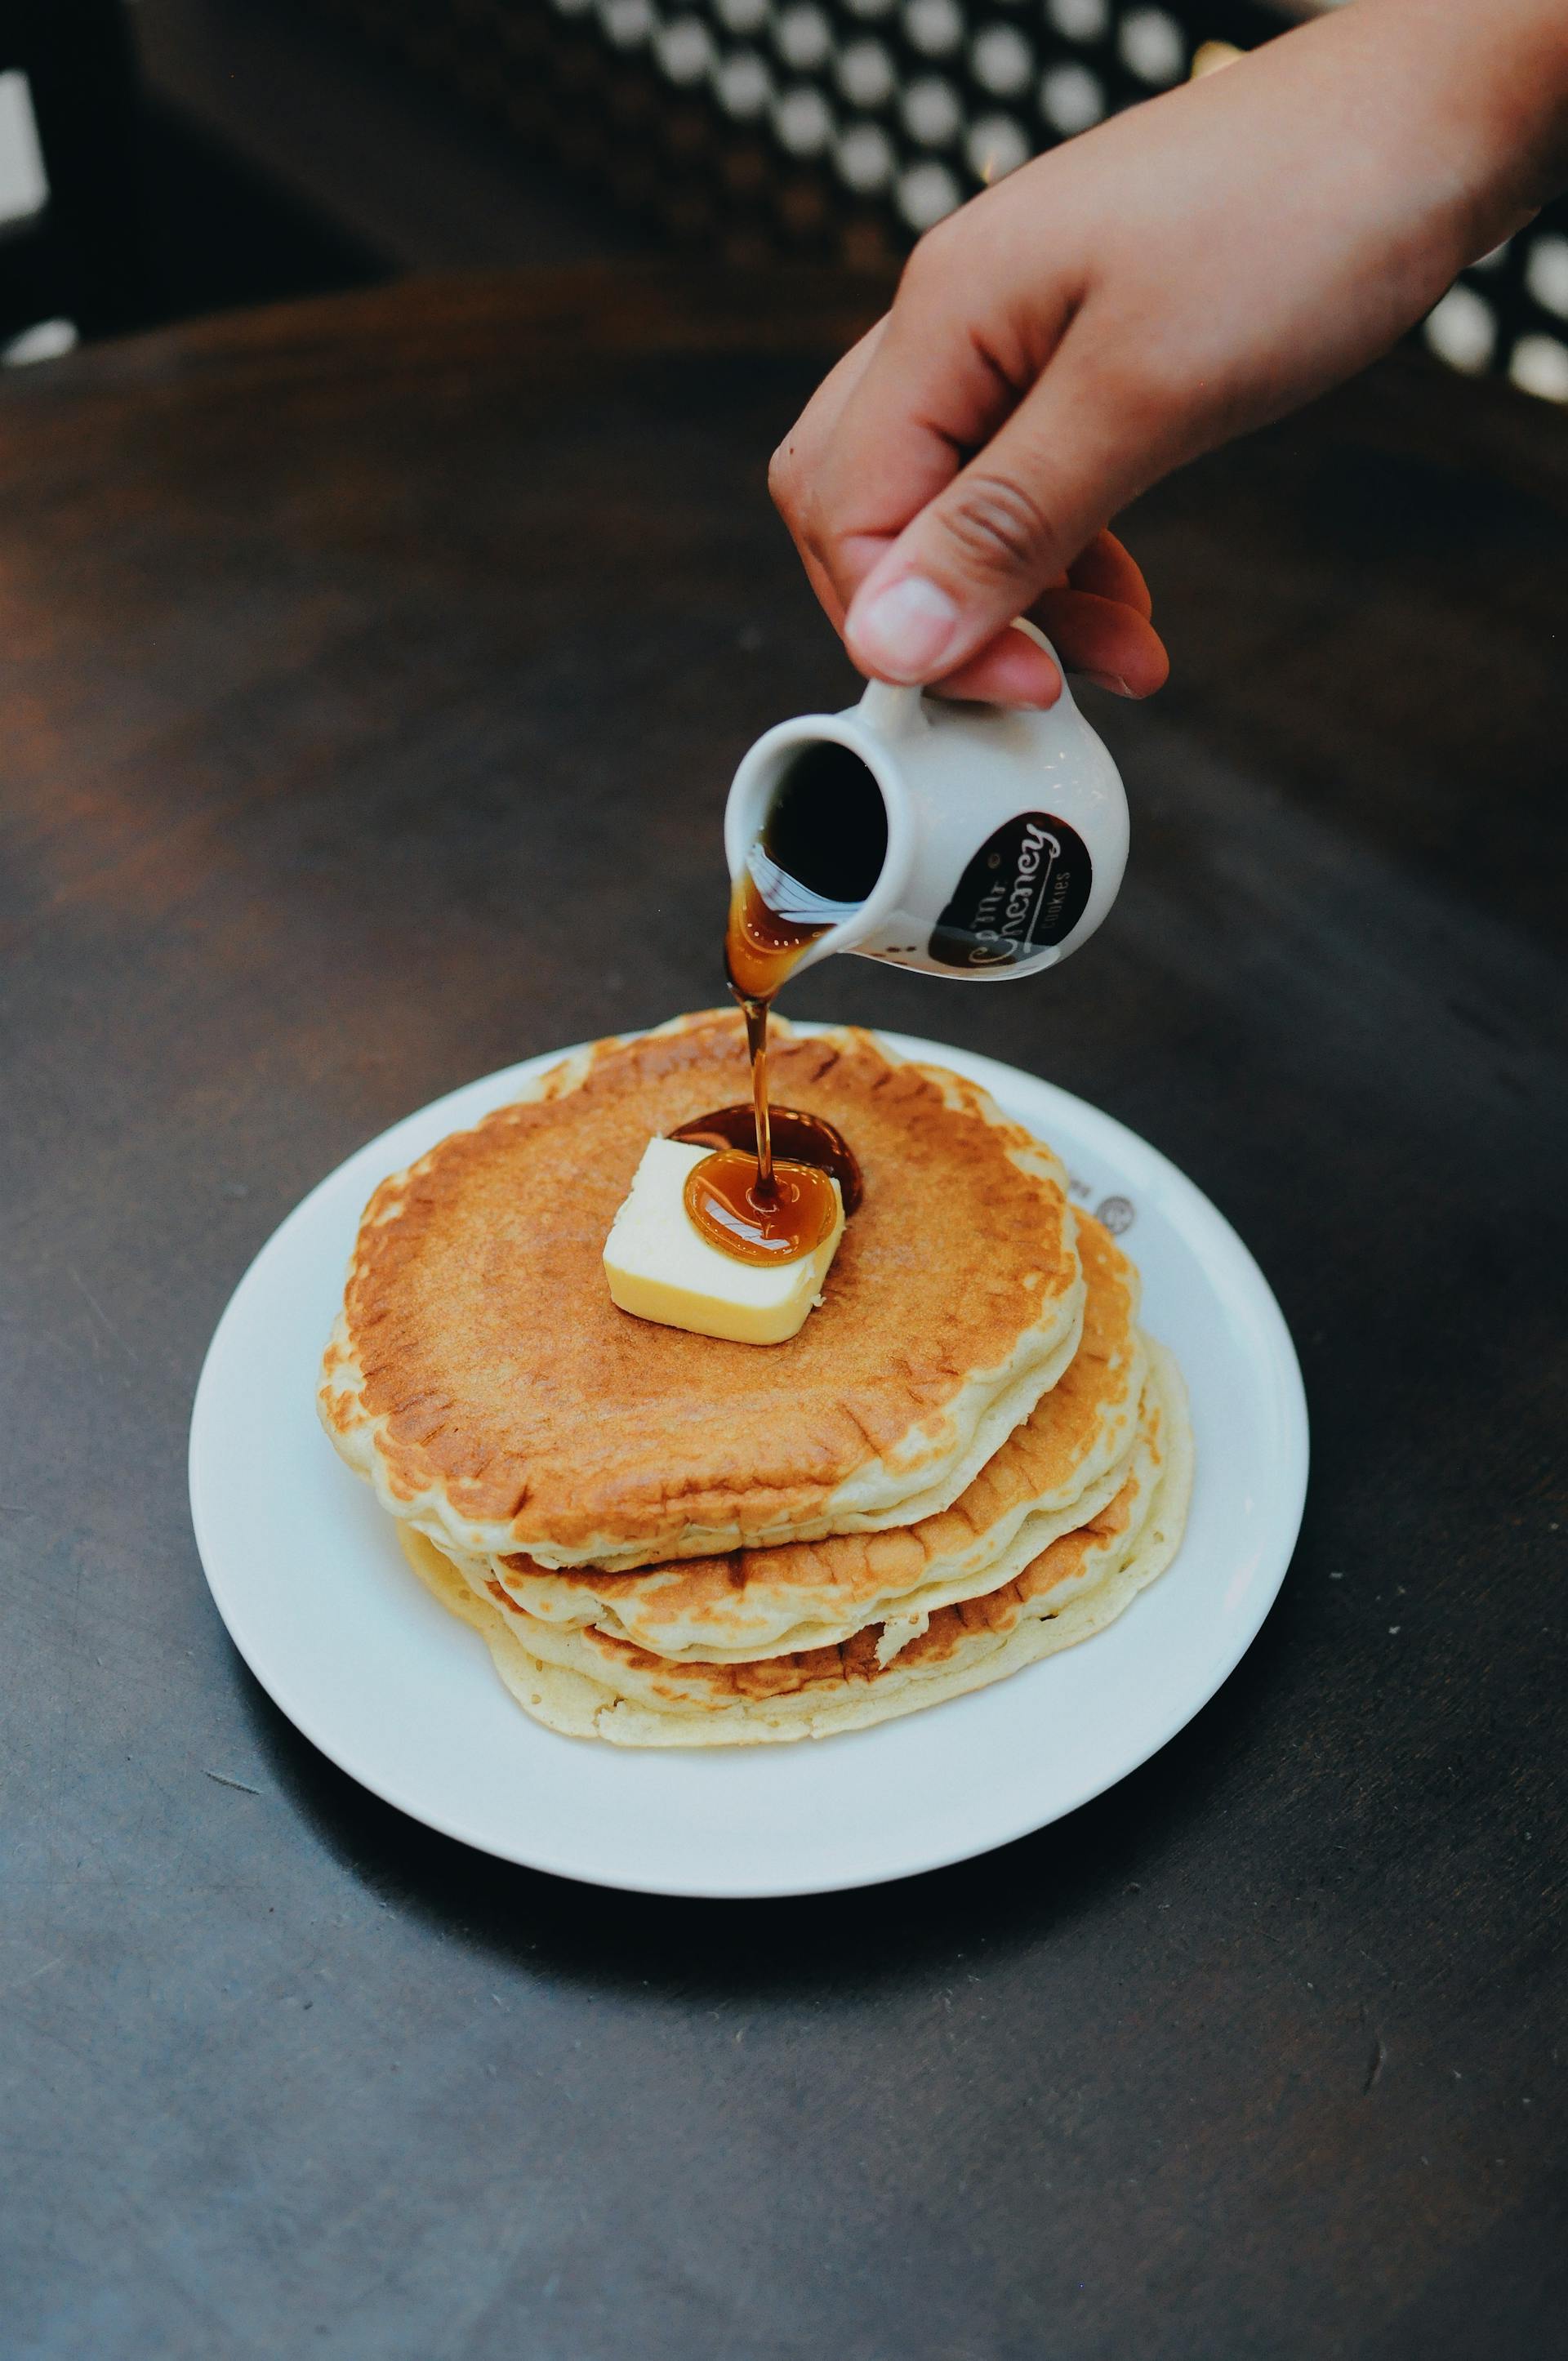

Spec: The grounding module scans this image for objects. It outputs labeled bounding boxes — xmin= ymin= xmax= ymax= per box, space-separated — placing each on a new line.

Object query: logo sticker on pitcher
xmin=929 ymin=813 xmax=1094 ymax=969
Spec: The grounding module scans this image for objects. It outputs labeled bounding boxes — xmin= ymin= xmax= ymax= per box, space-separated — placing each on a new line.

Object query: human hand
xmin=771 ymin=0 xmax=1568 ymax=707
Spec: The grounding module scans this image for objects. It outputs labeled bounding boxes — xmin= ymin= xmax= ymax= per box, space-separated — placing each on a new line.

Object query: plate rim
xmin=189 ymin=1024 xmax=1309 ymax=1899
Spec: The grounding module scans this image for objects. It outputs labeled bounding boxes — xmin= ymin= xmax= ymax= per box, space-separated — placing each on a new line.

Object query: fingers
xmin=769 ymin=258 xmax=1167 ymax=702
xmin=1067 ymin=530 xmax=1152 ymax=620
xmin=774 ymin=222 xmax=1062 ymax=628
xmin=926 ymin=586 xmax=1166 ymax=706
xmin=1027 ymin=587 xmax=1169 ymax=697
xmin=948 ymin=529 xmax=1161 ymax=701
xmin=841 ymin=335 xmax=1160 ymax=684
xmin=798 ymin=541 xmax=847 ymax=635
xmin=769 ymin=318 xmax=887 ymax=630
xmin=769 ymin=319 xmax=886 ymax=504
xmin=937 ymin=634 xmax=1062 ymax=707
xmin=781 ymin=363 xmax=1164 ymax=702
xmin=794 ymin=543 xmax=1163 ymax=707
xmin=791 ymin=495 xmax=1161 ymax=706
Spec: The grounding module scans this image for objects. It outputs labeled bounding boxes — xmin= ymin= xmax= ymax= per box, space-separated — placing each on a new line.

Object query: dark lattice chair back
xmin=298 ymin=0 xmax=1568 ymax=405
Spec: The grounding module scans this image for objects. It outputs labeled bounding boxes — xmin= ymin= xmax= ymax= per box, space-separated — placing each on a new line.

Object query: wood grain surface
xmin=2 ymin=265 xmax=1564 ymax=2361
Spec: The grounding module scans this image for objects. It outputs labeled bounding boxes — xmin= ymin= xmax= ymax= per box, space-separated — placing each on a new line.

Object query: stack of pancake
xmin=320 ymin=1012 xmax=1192 ymax=1745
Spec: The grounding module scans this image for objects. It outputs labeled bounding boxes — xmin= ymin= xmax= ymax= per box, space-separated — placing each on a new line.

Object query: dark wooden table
xmin=3 ymin=267 xmax=1564 ymax=2360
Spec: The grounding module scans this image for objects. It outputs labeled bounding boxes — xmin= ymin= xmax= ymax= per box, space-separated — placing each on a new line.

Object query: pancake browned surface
xmin=486 ymin=1214 xmax=1144 ymax=1660
xmin=399 ymin=1342 xmax=1193 ymax=1746
xmin=321 ymin=1013 xmax=1083 ymax=1570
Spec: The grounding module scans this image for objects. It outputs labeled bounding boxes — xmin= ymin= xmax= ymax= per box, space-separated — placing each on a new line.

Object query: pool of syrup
xmin=668 ymin=1103 xmax=863 ymax=1214
xmin=680 ymin=1147 xmax=839 ymax=1265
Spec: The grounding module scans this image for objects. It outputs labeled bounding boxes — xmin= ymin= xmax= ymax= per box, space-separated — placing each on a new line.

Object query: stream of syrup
xmin=671 ymin=743 xmax=887 ymax=1266
xmin=667 ymin=1101 xmax=863 ymax=1212
xmin=671 ymin=873 xmax=839 ymax=1264
xmin=724 ymin=870 xmax=832 ymax=1197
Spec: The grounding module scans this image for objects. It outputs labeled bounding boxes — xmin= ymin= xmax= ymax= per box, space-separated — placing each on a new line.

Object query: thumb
xmin=843 ymin=360 xmax=1147 ymax=686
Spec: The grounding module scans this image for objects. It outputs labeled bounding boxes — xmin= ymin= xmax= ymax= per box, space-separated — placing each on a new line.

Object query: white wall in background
xmin=0 ymin=69 xmax=48 ymax=226
xmin=0 ymin=68 xmax=74 ymax=364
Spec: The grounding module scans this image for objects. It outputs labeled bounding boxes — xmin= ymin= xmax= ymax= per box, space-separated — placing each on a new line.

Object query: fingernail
xmin=847 ymin=576 xmax=960 ymax=681
xmin=1083 ymin=670 xmax=1132 ymax=697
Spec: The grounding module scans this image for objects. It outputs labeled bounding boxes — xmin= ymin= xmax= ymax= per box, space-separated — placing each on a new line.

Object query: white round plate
xmin=189 ymin=1027 xmax=1307 ymax=1899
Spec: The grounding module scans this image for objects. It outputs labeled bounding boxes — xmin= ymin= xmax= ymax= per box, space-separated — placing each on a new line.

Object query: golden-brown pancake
xmin=481 ymin=1214 xmax=1145 ymax=1660
xmin=398 ymin=1343 xmax=1192 ymax=1746
xmin=320 ymin=1013 xmax=1084 ymax=1570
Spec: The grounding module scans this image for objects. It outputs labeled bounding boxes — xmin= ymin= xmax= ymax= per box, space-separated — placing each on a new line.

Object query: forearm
xmin=1023 ymin=0 xmax=1568 ymax=485
xmin=1343 ymin=0 xmax=1568 ymax=232
xmin=1249 ymin=0 xmax=1568 ymax=302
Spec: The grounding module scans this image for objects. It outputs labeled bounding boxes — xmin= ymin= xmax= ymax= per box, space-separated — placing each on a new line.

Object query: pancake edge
xmin=395 ymin=1339 xmax=1194 ymax=1748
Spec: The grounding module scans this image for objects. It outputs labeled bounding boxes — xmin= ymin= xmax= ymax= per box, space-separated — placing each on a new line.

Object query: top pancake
xmin=320 ymin=1012 xmax=1083 ymax=1569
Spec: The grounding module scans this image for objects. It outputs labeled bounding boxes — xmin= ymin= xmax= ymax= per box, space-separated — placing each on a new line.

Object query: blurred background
xmin=5 ymin=0 xmax=1568 ymax=395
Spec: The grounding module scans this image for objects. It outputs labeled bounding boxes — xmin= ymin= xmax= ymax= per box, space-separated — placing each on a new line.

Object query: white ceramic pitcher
xmin=724 ymin=629 xmax=1129 ymax=982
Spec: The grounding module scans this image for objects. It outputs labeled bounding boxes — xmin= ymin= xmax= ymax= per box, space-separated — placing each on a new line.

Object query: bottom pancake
xmin=395 ymin=1343 xmax=1193 ymax=1748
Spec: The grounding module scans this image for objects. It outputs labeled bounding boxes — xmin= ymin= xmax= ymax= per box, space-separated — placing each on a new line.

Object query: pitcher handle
xmin=856 ymin=679 xmax=926 ymax=737
xmin=858 ymin=621 xmax=1070 ymax=734
xmin=1009 ymin=617 xmax=1078 ymax=706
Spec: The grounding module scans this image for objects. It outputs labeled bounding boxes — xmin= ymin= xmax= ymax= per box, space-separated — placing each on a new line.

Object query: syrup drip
xmin=681 ymin=1148 xmax=839 ymax=1266
xmin=724 ymin=870 xmax=830 ymax=1197
xmin=668 ymin=1103 xmax=862 ymax=1213
xmin=692 ymin=740 xmax=888 ymax=1263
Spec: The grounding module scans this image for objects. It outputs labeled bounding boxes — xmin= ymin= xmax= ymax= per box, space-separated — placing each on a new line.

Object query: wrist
xmin=1326 ymin=0 xmax=1568 ymax=247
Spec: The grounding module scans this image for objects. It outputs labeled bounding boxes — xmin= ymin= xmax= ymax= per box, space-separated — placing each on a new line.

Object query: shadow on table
xmin=238 ymin=1591 xmax=1294 ymax=1999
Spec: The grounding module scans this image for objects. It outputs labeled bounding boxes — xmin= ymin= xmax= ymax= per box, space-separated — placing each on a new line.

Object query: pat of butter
xmin=604 ymin=1138 xmax=844 ymax=1346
